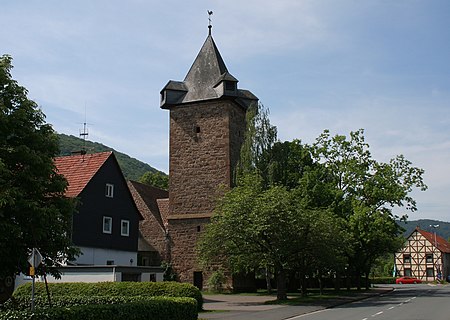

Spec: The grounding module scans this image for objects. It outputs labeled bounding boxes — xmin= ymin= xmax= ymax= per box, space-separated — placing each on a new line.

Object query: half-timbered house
xmin=395 ymin=227 xmax=450 ymax=281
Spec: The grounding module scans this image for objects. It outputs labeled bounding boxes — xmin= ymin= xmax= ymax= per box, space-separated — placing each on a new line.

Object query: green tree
xmin=264 ymin=140 xmax=314 ymax=189
xmin=139 ymin=170 xmax=169 ymax=190
xmin=207 ymin=269 xmax=227 ymax=293
xmin=312 ymin=129 xmax=427 ymax=289
xmin=236 ymin=102 xmax=277 ymax=179
xmin=261 ymin=139 xmax=348 ymax=294
xmin=200 ymin=104 xmax=349 ymax=299
xmin=198 ymin=174 xmax=298 ymax=300
xmin=198 ymin=172 xmax=346 ymax=300
xmin=0 ymin=55 xmax=77 ymax=278
xmin=372 ymin=253 xmax=395 ymax=277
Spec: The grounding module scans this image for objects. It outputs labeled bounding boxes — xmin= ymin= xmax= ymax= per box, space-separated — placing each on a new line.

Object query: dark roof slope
xmin=128 ymin=180 xmax=168 ymax=230
xmin=160 ymin=32 xmax=258 ymax=109
xmin=156 ymin=198 xmax=169 ymax=226
xmin=182 ymin=35 xmax=229 ymax=102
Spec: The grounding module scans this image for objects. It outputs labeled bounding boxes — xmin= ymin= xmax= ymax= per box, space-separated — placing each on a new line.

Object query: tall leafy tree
xmin=263 ymin=140 xmax=347 ymax=295
xmin=0 ymin=55 xmax=77 ymax=278
xmin=236 ymin=102 xmax=277 ymax=179
xmin=265 ymin=139 xmax=314 ymax=189
xmin=197 ymin=172 xmax=346 ymax=299
xmin=312 ymin=129 xmax=427 ymax=289
xmin=198 ymin=174 xmax=301 ymax=300
xmin=199 ymin=103 xmax=347 ymax=299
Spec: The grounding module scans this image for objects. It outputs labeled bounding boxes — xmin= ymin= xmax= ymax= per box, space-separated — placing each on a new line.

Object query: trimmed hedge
xmin=370 ymin=277 xmax=396 ymax=284
xmin=4 ymin=295 xmax=193 ymax=311
xmin=0 ymin=297 xmax=197 ymax=320
xmin=13 ymin=281 xmax=203 ymax=310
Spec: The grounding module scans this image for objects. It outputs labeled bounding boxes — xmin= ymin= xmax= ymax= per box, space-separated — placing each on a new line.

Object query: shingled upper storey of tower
xmin=160 ymin=32 xmax=257 ymax=109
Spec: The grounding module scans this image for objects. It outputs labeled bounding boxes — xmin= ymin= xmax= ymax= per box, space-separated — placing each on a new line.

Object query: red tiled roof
xmin=54 ymin=152 xmax=112 ymax=197
xmin=416 ymin=227 xmax=450 ymax=253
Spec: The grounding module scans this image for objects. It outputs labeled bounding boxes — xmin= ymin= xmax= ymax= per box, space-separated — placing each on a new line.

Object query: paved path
xmin=199 ymin=287 xmax=394 ymax=320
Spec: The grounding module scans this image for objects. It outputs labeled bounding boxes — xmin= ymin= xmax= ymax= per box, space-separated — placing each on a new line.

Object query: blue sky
xmin=1 ymin=1 xmax=449 ymax=222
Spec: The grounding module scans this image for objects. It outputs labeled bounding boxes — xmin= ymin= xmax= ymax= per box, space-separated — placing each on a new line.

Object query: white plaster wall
xmin=44 ymin=272 xmax=115 ymax=283
xmin=15 ymin=269 xmax=163 ymax=289
xmin=74 ymin=246 xmax=137 ymax=266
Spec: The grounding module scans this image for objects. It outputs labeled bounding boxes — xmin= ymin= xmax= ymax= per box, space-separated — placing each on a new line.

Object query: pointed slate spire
xmin=182 ymin=34 xmax=234 ymax=102
xmin=160 ymin=29 xmax=257 ymax=109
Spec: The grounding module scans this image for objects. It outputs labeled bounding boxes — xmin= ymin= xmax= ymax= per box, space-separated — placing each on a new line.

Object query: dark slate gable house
xmin=15 ymin=151 xmax=164 ymax=287
xmin=55 ymin=151 xmax=142 ymax=266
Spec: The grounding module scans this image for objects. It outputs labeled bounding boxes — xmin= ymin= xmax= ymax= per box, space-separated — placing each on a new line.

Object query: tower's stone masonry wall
xmin=168 ymin=101 xmax=245 ymax=216
xmin=167 ymin=217 xmax=210 ymax=283
xmin=229 ymin=105 xmax=246 ymax=185
xmin=160 ymin=33 xmax=256 ymax=287
xmin=167 ymin=100 xmax=246 ymax=283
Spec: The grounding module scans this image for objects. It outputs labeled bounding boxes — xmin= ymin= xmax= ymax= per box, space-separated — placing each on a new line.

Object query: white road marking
xmin=371 ymin=311 xmax=383 ymax=317
xmin=285 ymin=308 xmax=328 ymax=319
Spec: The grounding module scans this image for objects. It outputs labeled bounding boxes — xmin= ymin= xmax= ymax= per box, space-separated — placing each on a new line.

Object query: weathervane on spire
xmin=207 ymin=10 xmax=213 ymax=35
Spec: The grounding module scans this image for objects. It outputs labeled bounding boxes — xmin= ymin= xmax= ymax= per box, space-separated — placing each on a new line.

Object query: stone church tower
xmin=160 ymin=26 xmax=258 ymax=287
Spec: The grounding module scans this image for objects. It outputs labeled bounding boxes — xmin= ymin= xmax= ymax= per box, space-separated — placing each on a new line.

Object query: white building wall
xmin=42 ymin=271 xmax=115 ymax=283
xmin=74 ymin=246 xmax=137 ymax=266
xmin=15 ymin=266 xmax=163 ymax=289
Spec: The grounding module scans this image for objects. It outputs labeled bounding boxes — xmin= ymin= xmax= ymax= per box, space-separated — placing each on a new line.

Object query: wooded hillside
xmin=57 ymin=133 xmax=166 ymax=181
xmin=399 ymin=219 xmax=450 ymax=240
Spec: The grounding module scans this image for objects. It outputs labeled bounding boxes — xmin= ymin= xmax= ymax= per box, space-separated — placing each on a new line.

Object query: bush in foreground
xmin=0 ymin=297 xmax=197 ymax=320
xmin=13 ymin=281 xmax=203 ymax=310
xmin=370 ymin=277 xmax=396 ymax=284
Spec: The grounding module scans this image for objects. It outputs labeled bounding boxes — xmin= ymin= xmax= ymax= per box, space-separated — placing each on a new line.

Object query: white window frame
xmin=103 ymin=216 xmax=112 ymax=234
xmin=105 ymin=183 xmax=114 ymax=198
xmin=121 ymin=219 xmax=130 ymax=237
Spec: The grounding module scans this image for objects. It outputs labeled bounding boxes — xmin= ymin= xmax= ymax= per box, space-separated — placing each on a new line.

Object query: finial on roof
xmin=207 ymin=10 xmax=213 ymax=35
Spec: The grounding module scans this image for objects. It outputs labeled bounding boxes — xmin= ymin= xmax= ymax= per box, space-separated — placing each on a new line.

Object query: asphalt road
xmin=289 ymin=284 xmax=450 ymax=320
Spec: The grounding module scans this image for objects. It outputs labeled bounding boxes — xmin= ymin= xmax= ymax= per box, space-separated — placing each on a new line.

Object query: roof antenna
xmin=71 ymin=103 xmax=93 ymax=158
xmin=79 ymin=122 xmax=88 ymax=154
xmin=207 ymin=10 xmax=213 ymax=35
xmin=78 ymin=103 xmax=89 ymax=156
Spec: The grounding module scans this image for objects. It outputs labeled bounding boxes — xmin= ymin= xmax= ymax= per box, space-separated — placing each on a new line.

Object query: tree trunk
xmin=356 ymin=268 xmax=361 ymax=291
xmin=43 ymin=266 xmax=52 ymax=307
xmin=334 ymin=271 xmax=341 ymax=292
xmin=365 ymin=273 xmax=370 ymax=290
xmin=300 ymin=272 xmax=308 ymax=297
xmin=346 ymin=268 xmax=351 ymax=291
xmin=265 ymin=267 xmax=272 ymax=294
xmin=276 ymin=268 xmax=288 ymax=300
xmin=318 ymin=270 xmax=323 ymax=296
